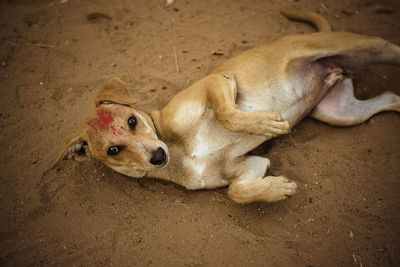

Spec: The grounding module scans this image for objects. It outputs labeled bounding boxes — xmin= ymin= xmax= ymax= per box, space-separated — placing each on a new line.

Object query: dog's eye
xmin=108 ymin=146 xmax=123 ymax=156
xmin=128 ymin=115 xmax=137 ymax=129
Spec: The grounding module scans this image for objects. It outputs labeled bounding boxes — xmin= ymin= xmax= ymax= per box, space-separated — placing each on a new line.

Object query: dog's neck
xmin=148 ymin=110 xmax=189 ymax=183
xmin=149 ymin=110 xmax=167 ymax=140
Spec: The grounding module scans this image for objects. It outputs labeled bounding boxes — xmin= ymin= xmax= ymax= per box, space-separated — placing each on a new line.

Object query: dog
xmin=53 ymin=11 xmax=400 ymax=204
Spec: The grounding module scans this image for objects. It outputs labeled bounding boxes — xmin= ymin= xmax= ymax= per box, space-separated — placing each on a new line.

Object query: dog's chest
xmin=179 ymin=110 xmax=239 ymax=189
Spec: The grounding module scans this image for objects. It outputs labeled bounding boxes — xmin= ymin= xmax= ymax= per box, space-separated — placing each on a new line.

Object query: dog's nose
xmin=150 ymin=147 xmax=167 ymax=165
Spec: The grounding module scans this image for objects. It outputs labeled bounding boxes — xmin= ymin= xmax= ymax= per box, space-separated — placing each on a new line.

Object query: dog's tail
xmin=281 ymin=11 xmax=332 ymax=32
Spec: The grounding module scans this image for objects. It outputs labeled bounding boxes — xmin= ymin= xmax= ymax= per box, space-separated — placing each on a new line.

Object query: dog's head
xmin=54 ymin=78 xmax=169 ymax=178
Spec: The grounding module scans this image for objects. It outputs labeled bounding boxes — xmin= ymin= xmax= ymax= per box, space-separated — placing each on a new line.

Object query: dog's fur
xmin=54 ymin=11 xmax=400 ymax=204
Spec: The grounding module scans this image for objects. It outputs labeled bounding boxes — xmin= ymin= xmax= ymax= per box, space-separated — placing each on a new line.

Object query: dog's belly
xmin=212 ymin=41 xmax=346 ymax=128
xmin=236 ymin=88 xmax=319 ymax=127
xmin=235 ymin=61 xmax=344 ymax=127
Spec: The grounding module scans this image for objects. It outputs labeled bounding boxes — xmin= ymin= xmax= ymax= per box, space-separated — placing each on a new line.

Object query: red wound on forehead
xmin=85 ymin=109 xmax=128 ymax=137
xmin=97 ymin=110 xmax=114 ymax=124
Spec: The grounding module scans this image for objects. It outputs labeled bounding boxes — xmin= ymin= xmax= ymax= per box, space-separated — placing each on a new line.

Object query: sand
xmin=1 ymin=0 xmax=399 ymax=265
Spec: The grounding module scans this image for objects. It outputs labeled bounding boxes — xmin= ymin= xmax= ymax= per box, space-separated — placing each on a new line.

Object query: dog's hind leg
xmin=309 ymin=78 xmax=400 ymax=126
xmin=227 ymin=156 xmax=297 ymax=204
xmin=313 ymin=34 xmax=400 ymax=69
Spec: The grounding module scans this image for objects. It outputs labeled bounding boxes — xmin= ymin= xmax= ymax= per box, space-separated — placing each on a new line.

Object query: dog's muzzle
xmin=150 ymin=147 xmax=167 ymax=166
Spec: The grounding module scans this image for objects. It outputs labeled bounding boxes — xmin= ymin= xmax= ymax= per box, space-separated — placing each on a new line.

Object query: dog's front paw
xmin=260 ymin=176 xmax=297 ymax=202
xmin=228 ymin=175 xmax=297 ymax=204
xmin=253 ymin=111 xmax=291 ymax=137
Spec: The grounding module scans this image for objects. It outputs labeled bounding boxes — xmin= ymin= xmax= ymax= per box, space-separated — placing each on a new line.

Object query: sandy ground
xmin=1 ymin=0 xmax=400 ymax=266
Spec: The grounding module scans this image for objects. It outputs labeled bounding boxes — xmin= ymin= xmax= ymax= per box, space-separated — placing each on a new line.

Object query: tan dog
xmin=54 ymin=12 xmax=400 ymax=204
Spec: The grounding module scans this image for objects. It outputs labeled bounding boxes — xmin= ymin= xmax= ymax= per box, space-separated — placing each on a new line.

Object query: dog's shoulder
xmin=151 ymin=77 xmax=211 ymax=140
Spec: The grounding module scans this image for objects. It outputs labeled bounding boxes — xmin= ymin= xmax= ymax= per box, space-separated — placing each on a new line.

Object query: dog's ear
xmin=94 ymin=77 xmax=137 ymax=107
xmin=44 ymin=133 xmax=91 ymax=176
xmin=53 ymin=132 xmax=91 ymax=165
